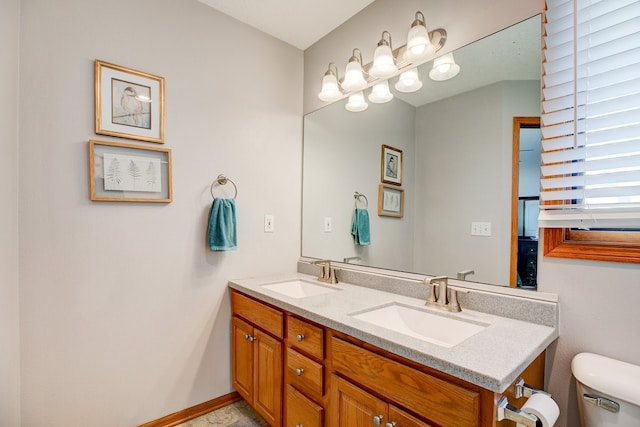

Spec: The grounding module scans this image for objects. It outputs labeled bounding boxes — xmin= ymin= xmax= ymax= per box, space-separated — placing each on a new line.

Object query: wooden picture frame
xmin=89 ymin=140 xmax=172 ymax=203
xmin=378 ymin=184 xmax=404 ymax=218
xmin=381 ymin=144 xmax=402 ymax=186
xmin=95 ymin=60 xmax=165 ymax=143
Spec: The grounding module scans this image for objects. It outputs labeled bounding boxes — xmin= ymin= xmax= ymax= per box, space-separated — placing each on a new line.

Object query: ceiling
xmin=197 ymin=0 xmax=376 ymax=50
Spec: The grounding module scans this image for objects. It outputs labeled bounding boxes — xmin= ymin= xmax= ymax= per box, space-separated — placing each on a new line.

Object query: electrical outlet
xmin=324 ymin=217 xmax=332 ymax=232
xmin=264 ymin=214 xmax=274 ymax=233
xmin=471 ymin=221 xmax=491 ymax=236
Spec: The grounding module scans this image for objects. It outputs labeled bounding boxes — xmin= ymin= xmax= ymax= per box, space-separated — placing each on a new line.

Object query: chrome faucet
xmin=424 ymin=276 xmax=468 ymax=312
xmin=456 ymin=269 xmax=475 ymax=280
xmin=312 ymin=259 xmax=339 ymax=284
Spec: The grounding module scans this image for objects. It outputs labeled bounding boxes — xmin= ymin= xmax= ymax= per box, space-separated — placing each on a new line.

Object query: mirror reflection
xmin=302 ymin=15 xmax=542 ymax=288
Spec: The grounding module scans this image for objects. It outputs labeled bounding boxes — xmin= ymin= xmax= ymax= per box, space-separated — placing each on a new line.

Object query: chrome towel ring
xmin=354 ymin=191 xmax=368 ymax=208
xmin=210 ymin=174 xmax=237 ymax=199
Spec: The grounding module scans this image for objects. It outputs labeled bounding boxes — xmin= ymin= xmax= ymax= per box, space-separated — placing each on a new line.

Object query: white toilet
xmin=572 ymin=353 xmax=640 ymax=426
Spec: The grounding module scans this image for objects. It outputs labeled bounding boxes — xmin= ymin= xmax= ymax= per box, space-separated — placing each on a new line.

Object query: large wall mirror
xmin=302 ymin=15 xmax=542 ymax=288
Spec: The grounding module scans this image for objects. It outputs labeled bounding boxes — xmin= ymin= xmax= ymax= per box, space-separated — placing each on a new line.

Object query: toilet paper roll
xmin=516 ymin=393 xmax=560 ymax=427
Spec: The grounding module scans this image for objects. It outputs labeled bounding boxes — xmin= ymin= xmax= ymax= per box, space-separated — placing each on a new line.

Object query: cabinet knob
xmin=296 ymin=334 xmax=305 ymax=342
xmin=295 ymin=425 xmax=304 ymax=427
xmin=244 ymin=334 xmax=255 ymax=342
xmin=385 ymin=423 xmax=397 ymax=427
xmin=372 ymin=415 xmax=384 ymax=426
xmin=295 ymin=368 xmax=305 ymax=376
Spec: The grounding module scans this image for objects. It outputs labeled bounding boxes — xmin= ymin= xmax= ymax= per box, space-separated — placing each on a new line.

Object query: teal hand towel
xmin=208 ymin=198 xmax=237 ymax=251
xmin=351 ymin=208 xmax=371 ymax=246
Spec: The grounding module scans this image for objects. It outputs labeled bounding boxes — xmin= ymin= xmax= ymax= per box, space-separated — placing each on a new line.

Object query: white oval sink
xmin=261 ymin=279 xmax=340 ymax=299
xmin=351 ymin=303 xmax=488 ymax=348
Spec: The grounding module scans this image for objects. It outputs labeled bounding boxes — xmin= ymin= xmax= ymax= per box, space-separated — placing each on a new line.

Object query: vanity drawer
xmin=286 ymin=348 xmax=324 ymax=397
xmin=285 ymin=384 xmax=323 ymax=427
xmin=231 ymin=291 xmax=283 ymax=338
xmin=287 ymin=315 xmax=324 ymax=359
xmin=330 ymin=337 xmax=479 ymax=427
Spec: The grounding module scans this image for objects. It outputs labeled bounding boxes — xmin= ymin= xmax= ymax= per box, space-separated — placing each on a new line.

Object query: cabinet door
xmin=231 ymin=316 xmax=253 ymax=402
xmin=286 ymin=384 xmax=323 ymax=427
xmin=388 ymin=405 xmax=434 ymax=427
xmin=254 ymin=329 xmax=283 ymax=427
xmin=331 ymin=375 xmax=388 ymax=427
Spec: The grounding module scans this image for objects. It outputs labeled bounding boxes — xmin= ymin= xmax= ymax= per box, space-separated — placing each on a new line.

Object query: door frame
xmin=510 ymin=116 xmax=540 ymax=287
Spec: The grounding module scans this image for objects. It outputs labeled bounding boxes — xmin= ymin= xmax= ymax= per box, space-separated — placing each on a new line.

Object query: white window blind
xmin=539 ymin=0 xmax=640 ymax=228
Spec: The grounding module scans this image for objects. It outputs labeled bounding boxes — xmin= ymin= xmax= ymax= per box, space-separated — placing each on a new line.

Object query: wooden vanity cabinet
xmin=331 ymin=375 xmax=433 ymax=427
xmin=231 ymin=291 xmax=283 ymax=427
xmin=284 ymin=315 xmax=326 ymax=427
xmin=230 ymin=289 xmax=545 ymax=427
xmin=327 ymin=333 xmax=545 ymax=427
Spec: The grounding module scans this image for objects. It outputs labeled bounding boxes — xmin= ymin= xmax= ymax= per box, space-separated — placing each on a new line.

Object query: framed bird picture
xmin=94 ymin=60 xmax=165 ymax=143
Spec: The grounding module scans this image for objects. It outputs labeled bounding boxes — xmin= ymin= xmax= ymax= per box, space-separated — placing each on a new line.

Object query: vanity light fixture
xmin=341 ymin=48 xmax=368 ymax=92
xmin=394 ymin=68 xmax=423 ymax=93
xmin=368 ymin=80 xmax=394 ymax=103
xmin=318 ymin=62 xmax=343 ymax=102
xmin=345 ymin=91 xmax=369 ymax=112
xmin=404 ymin=11 xmax=436 ymax=62
xmin=317 ymin=11 xmax=447 ymax=104
xmin=369 ymin=31 xmax=398 ymax=79
xmin=429 ymin=52 xmax=461 ymax=81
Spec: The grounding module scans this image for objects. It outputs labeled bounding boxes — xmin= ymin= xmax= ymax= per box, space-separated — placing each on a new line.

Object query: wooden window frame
xmin=543 ymin=228 xmax=640 ymax=264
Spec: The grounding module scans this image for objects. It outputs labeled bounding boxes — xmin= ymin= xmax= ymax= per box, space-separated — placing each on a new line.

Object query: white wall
xmin=538 ymin=257 xmax=640 ymax=427
xmin=302 ymin=98 xmax=416 ymax=270
xmin=0 ymin=0 xmax=21 ymax=425
xmin=414 ymin=81 xmax=540 ymax=285
xmin=18 ymin=0 xmax=302 ymax=426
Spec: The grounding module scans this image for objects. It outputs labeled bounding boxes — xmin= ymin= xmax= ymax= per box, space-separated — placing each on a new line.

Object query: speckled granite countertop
xmin=228 ymin=272 xmax=558 ymax=394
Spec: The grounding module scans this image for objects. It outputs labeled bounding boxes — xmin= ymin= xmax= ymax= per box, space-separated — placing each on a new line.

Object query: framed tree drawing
xmin=95 ymin=60 xmax=165 ymax=143
xmin=89 ymin=140 xmax=172 ymax=202
xmin=381 ymin=144 xmax=402 ymax=185
xmin=378 ymin=184 xmax=404 ymax=218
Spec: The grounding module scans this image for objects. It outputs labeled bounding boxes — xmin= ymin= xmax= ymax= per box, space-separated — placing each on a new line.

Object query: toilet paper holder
xmin=515 ymin=378 xmax=552 ymax=399
xmin=496 ymin=395 xmax=539 ymax=427
xmin=496 ymin=378 xmax=552 ymax=426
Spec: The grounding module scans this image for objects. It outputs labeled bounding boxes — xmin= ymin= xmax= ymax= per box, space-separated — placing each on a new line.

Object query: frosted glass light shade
xmin=345 ymin=91 xmax=368 ymax=112
xmin=406 ymin=21 xmax=435 ymax=61
xmin=318 ymin=73 xmax=342 ymax=102
xmin=342 ymin=60 xmax=368 ymax=92
xmin=368 ymin=81 xmax=394 ymax=103
xmin=395 ymin=68 xmax=423 ymax=93
xmin=369 ymin=43 xmax=398 ymax=79
xmin=429 ymin=53 xmax=460 ymax=81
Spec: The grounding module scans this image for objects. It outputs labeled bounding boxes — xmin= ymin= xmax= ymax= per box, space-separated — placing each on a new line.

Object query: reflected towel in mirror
xmin=351 ymin=208 xmax=371 ymax=246
xmin=208 ymin=198 xmax=237 ymax=251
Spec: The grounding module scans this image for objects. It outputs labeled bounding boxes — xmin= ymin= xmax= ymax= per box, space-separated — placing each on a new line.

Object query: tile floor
xmin=175 ymin=400 xmax=269 ymax=427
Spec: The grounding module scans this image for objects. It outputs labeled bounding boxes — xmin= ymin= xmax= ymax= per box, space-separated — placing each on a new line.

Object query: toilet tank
xmin=572 ymin=353 xmax=640 ymax=427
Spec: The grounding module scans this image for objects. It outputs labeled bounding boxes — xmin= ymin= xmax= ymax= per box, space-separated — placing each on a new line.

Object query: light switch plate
xmin=471 ymin=221 xmax=491 ymax=236
xmin=324 ymin=217 xmax=332 ymax=232
xmin=264 ymin=214 xmax=274 ymax=233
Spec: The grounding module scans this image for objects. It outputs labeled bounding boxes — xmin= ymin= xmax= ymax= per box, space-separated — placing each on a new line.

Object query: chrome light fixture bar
xmin=317 ymin=10 xmax=447 ymax=111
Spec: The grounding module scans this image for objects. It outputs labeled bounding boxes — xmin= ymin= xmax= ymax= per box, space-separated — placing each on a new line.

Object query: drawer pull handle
xmin=295 ymin=368 xmax=305 ymax=376
xmin=296 ymin=334 xmax=305 ymax=342
xmin=373 ymin=415 xmax=384 ymax=426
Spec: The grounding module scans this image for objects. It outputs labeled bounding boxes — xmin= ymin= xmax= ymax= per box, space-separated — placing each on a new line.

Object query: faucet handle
xmin=328 ymin=267 xmax=339 ymax=284
xmin=423 ymin=278 xmax=438 ymax=304
xmin=448 ymin=286 xmax=469 ymax=312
